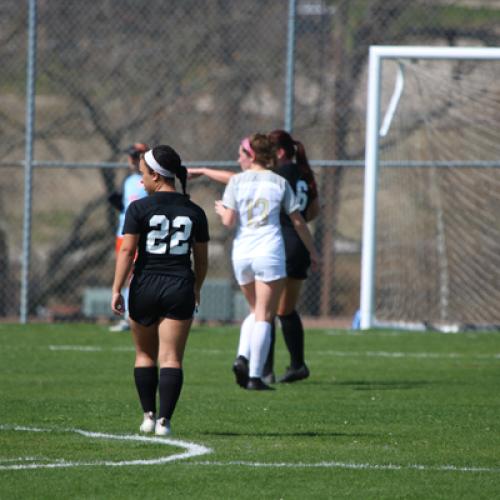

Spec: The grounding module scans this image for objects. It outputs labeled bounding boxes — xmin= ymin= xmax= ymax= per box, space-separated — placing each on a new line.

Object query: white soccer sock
xmin=249 ymin=321 xmax=272 ymax=378
xmin=237 ymin=313 xmax=255 ymax=360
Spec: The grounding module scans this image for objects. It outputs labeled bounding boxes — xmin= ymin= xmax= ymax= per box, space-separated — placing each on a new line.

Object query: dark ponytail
xmin=268 ymin=130 xmax=317 ymax=199
xmin=151 ymin=145 xmax=189 ymax=196
xmin=172 ymin=163 xmax=188 ymax=196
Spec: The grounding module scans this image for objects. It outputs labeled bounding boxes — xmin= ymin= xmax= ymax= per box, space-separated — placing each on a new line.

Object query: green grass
xmin=0 ymin=323 xmax=499 ymax=499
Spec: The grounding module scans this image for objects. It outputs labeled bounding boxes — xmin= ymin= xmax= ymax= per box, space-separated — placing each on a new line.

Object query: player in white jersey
xmin=216 ymin=133 xmax=319 ymax=390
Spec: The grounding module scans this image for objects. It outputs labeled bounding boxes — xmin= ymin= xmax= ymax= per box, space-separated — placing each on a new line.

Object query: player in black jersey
xmin=265 ymin=129 xmax=319 ymax=383
xmin=188 ymin=130 xmax=319 ymax=384
xmin=111 ymin=145 xmax=209 ymax=436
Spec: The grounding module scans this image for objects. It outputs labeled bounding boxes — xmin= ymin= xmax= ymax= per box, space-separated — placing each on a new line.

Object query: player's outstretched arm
xmin=188 ymin=168 xmax=235 ymax=185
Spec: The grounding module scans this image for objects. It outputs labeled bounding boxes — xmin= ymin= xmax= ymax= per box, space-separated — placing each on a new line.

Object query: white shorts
xmin=232 ymin=256 xmax=286 ymax=285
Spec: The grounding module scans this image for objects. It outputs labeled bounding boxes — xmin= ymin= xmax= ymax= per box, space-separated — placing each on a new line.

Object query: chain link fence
xmin=1 ymin=0 xmax=500 ymax=323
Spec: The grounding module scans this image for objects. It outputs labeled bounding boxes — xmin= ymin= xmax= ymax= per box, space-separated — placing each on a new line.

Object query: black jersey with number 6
xmin=123 ymin=192 xmax=209 ymax=280
xmin=275 ymin=162 xmax=317 ymax=228
xmin=275 ymin=162 xmax=318 ymax=279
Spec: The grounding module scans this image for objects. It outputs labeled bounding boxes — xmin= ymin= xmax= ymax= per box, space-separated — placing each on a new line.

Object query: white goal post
xmin=360 ymin=46 xmax=500 ymax=331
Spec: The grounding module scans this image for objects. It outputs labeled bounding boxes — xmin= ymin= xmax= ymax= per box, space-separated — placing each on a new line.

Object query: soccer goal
xmin=360 ymin=45 xmax=500 ymax=331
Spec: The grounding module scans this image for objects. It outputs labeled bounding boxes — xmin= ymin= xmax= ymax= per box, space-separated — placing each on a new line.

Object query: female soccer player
xmin=111 ymin=145 xmax=209 ymax=435
xmin=265 ymin=129 xmax=319 ymax=383
xmin=189 ymin=130 xmax=319 ymax=383
xmin=108 ymin=142 xmax=149 ymax=332
xmin=215 ymin=133 xmax=319 ymax=390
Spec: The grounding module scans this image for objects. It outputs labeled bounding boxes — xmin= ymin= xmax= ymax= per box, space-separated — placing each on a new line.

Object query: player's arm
xmin=304 ymin=197 xmax=320 ymax=222
xmin=111 ymin=233 xmax=139 ymax=315
xmin=215 ymin=200 xmax=237 ymax=228
xmin=289 ymin=210 xmax=320 ymax=272
xmin=192 ymin=241 xmax=208 ymax=306
xmin=188 ymin=168 xmax=235 ymax=184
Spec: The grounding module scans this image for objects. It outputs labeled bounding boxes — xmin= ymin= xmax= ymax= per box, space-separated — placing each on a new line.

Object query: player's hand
xmin=111 ymin=292 xmax=125 ymax=315
xmin=187 ymin=168 xmax=205 ymax=180
xmin=214 ymin=200 xmax=225 ymax=217
xmin=194 ymin=289 xmax=201 ymax=309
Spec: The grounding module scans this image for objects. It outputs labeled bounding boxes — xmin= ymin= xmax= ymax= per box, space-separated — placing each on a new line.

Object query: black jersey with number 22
xmin=123 ymin=191 xmax=210 ymax=281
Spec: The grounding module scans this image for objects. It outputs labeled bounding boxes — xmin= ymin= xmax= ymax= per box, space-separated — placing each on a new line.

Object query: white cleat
xmin=139 ymin=412 xmax=156 ymax=433
xmin=109 ymin=319 xmax=130 ymax=332
xmin=155 ymin=417 xmax=171 ymax=436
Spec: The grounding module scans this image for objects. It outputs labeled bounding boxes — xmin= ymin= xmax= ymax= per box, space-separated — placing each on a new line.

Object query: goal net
xmin=361 ymin=46 xmax=500 ymax=331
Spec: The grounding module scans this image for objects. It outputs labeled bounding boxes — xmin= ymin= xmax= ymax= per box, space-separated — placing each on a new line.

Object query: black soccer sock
xmin=279 ymin=310 xmax=305 ymax=369
xmin=263 ymin=319 xmax=276 ymax=375
xmin=159 ymin=367 xmax=184 ymax=420
xmin=134 ymin=366 xmax=158 ymax=414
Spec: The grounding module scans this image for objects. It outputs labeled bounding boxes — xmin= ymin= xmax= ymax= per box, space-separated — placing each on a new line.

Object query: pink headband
xmin=241 ymin=137 xmax=255 ymax=158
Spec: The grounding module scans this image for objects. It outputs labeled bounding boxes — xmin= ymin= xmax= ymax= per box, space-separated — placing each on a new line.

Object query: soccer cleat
xmin=109 ymin=319 xmax=130 ymax=332
xmin=262 ymin=371 xmax=276 ymax=384
xmin=139 ymin=412 xmax=156 ymax=433
xmin=155 ymin=417 xmax=171 ymax=436
xmin=278 ymin=364 xmax=310 ymax=383
xmin=232 ymin=356 xmax=249 ymax=388
xmin=246 ymin=377 xmax=275 ymax=391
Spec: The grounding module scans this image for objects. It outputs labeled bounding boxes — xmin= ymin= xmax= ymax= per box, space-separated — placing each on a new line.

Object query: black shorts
xmin=128 ymin=273 xmax=195 ymax=325
xmin=283 ymin=228 xmax=311 ymax=280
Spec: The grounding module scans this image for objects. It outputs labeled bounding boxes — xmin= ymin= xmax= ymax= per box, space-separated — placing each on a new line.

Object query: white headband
xmin=144 ymin=150 xmax=175 ymax=179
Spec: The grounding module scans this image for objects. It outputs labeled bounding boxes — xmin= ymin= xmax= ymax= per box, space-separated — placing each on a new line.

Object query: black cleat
xmin=278 ymin=364 xmax=310 ymax=383
xmin=246 ymin=377 xmax=275 ymax=391
xmin=232 ymin=356 xmax=249 ymax=388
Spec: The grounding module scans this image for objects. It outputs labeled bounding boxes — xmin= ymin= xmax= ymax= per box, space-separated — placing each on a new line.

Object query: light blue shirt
xmin=117 ymin=173 xmax=147 ymax=236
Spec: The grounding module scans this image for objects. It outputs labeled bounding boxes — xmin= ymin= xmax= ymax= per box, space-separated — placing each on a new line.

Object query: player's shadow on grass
xmin=333 ymin=380 xmax=433 ymax=390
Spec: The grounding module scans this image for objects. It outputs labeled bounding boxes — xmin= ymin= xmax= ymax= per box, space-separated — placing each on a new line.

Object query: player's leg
xmin=247 ymin=278 xmax=284 ymax=390
xmin=130 ymin=318 xmax=159 ymax=432
xmin=231 ymin=260 xmax=256 ymax=388
xmin=232 ymin=282 xmax=255 ymax=387
xmin=156 ymin=317 xmax=192 ymax=435
xmin=262 ymin=319 xmax=276 ymax=383
xmin=276 ymin=278 xmax=309 ymax=383
xmin=238 ymin=281 xmax=256 ymax=359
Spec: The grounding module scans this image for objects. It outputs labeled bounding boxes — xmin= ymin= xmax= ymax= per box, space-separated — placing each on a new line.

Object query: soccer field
xmin=0 ymin=323 xmax=499 ymax=499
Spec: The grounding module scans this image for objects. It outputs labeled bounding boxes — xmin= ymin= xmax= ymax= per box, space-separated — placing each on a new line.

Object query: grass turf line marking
xmin=47 ymin=345 xmax=500 ymax=360
xmin=0 ymin=425 xmax=212 ymax=470
xmin=49 ymin=345 xmax=103 ymax=351
xmin=2 ymin=426 xmax=498 ymax=474
xmin=317 ymin=350 xmax=500 ymax=360
xmin=189 ymin=461 xmax=500 ymax=473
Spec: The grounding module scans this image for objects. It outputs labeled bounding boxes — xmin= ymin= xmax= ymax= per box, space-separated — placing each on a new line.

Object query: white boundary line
xmin=316 ymin=350 xmax=500 ymax=360
xmin=1 ymin=425 xmax=498 ymax=474
xmin=188 ymin=460 xmax=500 ymax=473
xmin=0 ymin=425 xmax=212 ymax=470
xmin=46 ymin=345 xmax=500 ymax=361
